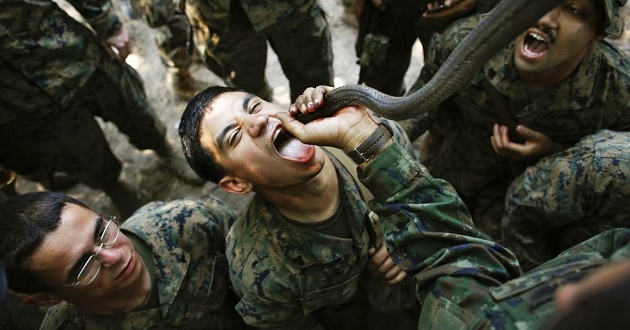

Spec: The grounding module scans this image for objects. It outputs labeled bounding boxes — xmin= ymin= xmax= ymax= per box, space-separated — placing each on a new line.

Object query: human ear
xmin=219 ymin=176 xmax=253 ymax=194
xmin=22 ymin=292 xmax=63 ymax=307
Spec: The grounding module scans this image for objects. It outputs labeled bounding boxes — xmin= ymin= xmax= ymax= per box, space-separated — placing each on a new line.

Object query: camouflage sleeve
xmin=66 ymin=0 xmax=122 ymax=39
xmin=378 ymin=118 xmax=421 ymax=161
xmin=503 ymin=130 xmax=630 ymax=271
xmin=40 ymin=302 xmax=87 ymax=330
xmin=359 ymin=142 xmax=522 ymax=289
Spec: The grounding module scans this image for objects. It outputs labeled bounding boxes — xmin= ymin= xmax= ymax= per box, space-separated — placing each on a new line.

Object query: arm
xmin=281 ymin=86 xmax=521 ymax=287
xmin=65 ymin=0 xmax=131 ymax=60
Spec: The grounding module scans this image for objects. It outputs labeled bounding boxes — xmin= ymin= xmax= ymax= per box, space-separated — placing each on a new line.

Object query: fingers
xmin=367 ymin=244 xmax=389 ymax=270
xmin=386 ymin=267 xmax=408 ymax=284
xmin=366 ymin=244 xmax=408 ymax=283
xmin=274 ymin=112 xmax=304 ymax=138
xmin=289 ymin=86 xmax=332 ymax=117
xmin=515 ymin=125 xmax=542 ymax=142
xmin=103 ymin=27 xmax=132 ymax=62
xmin=423 ymin=0 xmax=475 ymax=19
xmin=490 ymin=123 xmax=511 ymax=153
xmin=101 ymin=43 xmax=118 ymax=61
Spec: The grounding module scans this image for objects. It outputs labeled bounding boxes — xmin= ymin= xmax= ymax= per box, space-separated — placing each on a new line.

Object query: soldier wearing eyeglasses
xmin=0 ymin=191 xmax=251 ymax=329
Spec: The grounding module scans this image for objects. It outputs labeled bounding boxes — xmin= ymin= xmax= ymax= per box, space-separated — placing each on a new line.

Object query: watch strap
xmin=346 ymin=124 xmax=393 ymax=164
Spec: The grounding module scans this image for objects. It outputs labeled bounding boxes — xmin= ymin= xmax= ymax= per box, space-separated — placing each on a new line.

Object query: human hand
xmin=423 ymin=0 xmax=476 ymax=19
xmin=102 ymin=27 xmax=132 ymax=62
xmin=367 ymin=244 xmax=408 ymax=284
xmin=490 ymin=124 xmax=565 ymax=161
xmin=276 ymin=86 xmax=379 ymax=151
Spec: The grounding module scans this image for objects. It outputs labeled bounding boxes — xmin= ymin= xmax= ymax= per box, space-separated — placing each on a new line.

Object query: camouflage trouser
xmin=502 ymin=130 xmax=630 ymax=272
xmin=128 ymin=0 xmax=191 ymax=68
xmin=186 ymin=0 xmax=333 ymax=101
xmin=0 ymin=57 xmax=166 ymax=190
xmin=356 ymin=0 xmax=444 ymax=96
xmin=357 ymin=0 xmax=500 ymax=96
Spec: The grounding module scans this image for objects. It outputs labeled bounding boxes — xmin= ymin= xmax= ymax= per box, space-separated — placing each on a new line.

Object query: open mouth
xmin=273 ymin=128 xmax=293 ymax=152
xmin=272 ymin=128 xmax=314 ymax=161
xmin=523 ymin=32 xmax=548 ymax=56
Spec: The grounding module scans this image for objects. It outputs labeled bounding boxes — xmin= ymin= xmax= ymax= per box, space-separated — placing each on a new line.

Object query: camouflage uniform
xmin=361 ymin=138 xmax=630 ymax=329
xmin=409 ymin=13 xmax=630 ymax=239
xmin=227 ymin=120 xmax=420 ymax=329
xmin=357 ymin=0 xmax=500 ymax=96
xmin=0 ymin=0 xmax=167 ymax=190
xmin=126 ymin=0 xmax=191 ymax=70
xmin=40 ymin=198 xmax=251 ymax=329
xmin=184 ymin=0 xmax=333 ymax=101
xmin=502 ymin=130 xmax=630 ymax=271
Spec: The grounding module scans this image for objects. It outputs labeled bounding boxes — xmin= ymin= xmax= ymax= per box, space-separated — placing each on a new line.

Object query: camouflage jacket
xmin=0 ymin=0 xmax=121 ymax=117
xmin=503 ymin=130 xmax=630 ymax=271
xmin=226 ymin=120 xmax=419 ymax=329
xmin=413 ymin=14 xmax=630 ymax=197
xmin=363 ymin=141 xmax=630 ymax=329
xmin=40 ymin=198 xmax=249 ymax=329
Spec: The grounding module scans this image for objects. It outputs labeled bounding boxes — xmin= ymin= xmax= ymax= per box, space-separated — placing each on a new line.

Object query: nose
xmin=242 ymin=113 xmax=270 ymax=138
xmin=97 ymin=246 xmax=123 ymax=268
xmin=537 ymin=6 xmax=560 ymax=30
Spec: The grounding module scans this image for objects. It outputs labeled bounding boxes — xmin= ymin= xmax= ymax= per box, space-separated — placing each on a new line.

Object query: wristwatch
xmin=345 ymin=124 xmax=393 ymax=164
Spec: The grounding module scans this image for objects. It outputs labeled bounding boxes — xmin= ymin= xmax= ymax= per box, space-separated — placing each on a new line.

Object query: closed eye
xmin=228 ymin=127 xmax=241 ymax=146
xmin=250 ymin=101 xmax=262 ymax=114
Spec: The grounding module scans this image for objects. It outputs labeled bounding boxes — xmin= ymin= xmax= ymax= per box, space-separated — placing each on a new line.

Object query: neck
xmin=262 ymin=154 xmax=341 ymax=223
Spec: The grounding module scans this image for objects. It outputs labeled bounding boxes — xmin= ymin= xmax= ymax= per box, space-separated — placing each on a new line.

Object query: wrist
xmin=345 ymin=123 xmax=393 ymax=165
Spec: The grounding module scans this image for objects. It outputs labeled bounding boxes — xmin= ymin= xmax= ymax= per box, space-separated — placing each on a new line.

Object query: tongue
xmin=277 ymin=137 xmax=309 ymax=159
xmin=527 ymin=39 xmax=548 ymax=54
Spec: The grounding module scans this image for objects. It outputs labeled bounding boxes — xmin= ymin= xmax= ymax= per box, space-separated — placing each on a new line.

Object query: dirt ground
xmin=2 ymin=1 xmax=630 ymax=328
xmin=9 ymin=0 xmax=423 ymax=216
xmin=1 ymin=1 xmax=423 ymax=327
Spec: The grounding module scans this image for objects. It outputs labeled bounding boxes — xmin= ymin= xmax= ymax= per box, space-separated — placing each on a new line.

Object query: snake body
xmin=297 ymin=0 xmax=564 ymax=124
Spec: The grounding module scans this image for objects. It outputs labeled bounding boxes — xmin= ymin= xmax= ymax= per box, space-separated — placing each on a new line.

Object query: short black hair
xmin=0 ymin=192 xmax=88 ymax=293
xmin=179 ymin=85 xmax=243 ymax=183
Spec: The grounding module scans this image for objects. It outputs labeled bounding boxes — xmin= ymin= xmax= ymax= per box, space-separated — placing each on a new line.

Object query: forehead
xmin=199 ymin=91 xmax=249 ymax=148
xmin=27 ymin=204 xmax=98 ymax=272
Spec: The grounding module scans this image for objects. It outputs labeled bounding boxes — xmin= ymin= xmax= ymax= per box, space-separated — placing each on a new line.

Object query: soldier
xmin=501 ymin=130 xmax=630 ymax=271
xmin=409 ymin=0 xmax=630 ymax=239
xmin=121 ymin=0 xmax=204 ymax=100
xmin=178 ymin=85 xmax=420 ymax=329
xmin=0 ymin=192 xmax=250 ymax=329
xmin=0 ymin=0 xmax=201 ymax=217
xmin=283 ymin=86 xmax=630 ymax=330
xmin=354 ymin=0 xmax=500 ymax=96
xmin=183 ymin=0 xmax=334 ymax=102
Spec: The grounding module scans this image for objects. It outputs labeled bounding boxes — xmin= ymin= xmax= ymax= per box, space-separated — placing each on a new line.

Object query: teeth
xmin=528 ymin=32 xmax=545 ymax=42
xmin=273 ymin=129 xmax=281 ymax=142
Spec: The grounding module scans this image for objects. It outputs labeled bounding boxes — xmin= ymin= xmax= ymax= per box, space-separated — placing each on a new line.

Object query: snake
xmin=296 ymin=0 xmax=565 ymax=124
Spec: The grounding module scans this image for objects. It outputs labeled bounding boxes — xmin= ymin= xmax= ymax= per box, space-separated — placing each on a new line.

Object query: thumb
xmin=274 ymin=112 xmax=308 ymax=141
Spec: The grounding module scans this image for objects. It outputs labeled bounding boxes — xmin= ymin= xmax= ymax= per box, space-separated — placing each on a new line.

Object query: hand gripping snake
xmin=296 ymin=0 xmax=565 ymax=124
